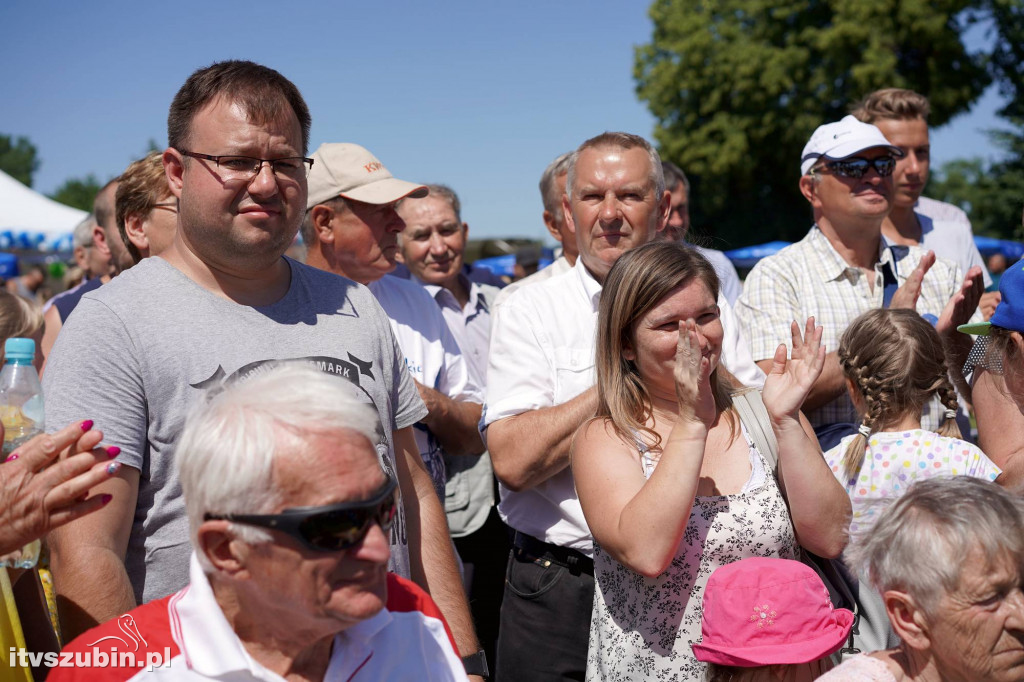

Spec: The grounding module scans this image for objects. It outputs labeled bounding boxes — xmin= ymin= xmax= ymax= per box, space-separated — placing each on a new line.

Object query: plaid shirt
xmin=736 ymin=226 xmax=972 ymax=430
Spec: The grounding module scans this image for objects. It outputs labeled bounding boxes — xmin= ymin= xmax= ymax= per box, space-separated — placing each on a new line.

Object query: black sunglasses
xmin=205 ymin=478 xmax=397 ymax=552
xmin=816 ymin=156 xmax=897 ymax=179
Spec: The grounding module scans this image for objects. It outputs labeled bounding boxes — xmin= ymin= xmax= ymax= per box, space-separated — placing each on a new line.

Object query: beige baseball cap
xmin=306 ymin=143 xmax=427 ymax=209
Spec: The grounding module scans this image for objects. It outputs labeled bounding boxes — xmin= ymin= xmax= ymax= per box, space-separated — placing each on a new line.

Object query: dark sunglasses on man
xmin=812 ymin=156 xmax=897 ymax=179
xmin=204 ymin=477 xmax=397 ymax=552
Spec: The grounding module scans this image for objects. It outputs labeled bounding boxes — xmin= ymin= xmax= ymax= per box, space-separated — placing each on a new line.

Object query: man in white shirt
xmin=396 ymin=185 xmax=507 ymax=670
xmin=660 ymin=160 xmax=744 ymax=304
xmin=52 ymin=365 xmax=468 ymax=682
xmin=302 ymin=144 xmax=487 ymax=679
xmin=492 ymin=152 xmax=575 ymax=310
xmin=851 ymin=88 xmax=997 ymax=318
xmin=485 ymin=132 xmax=761 ymax=681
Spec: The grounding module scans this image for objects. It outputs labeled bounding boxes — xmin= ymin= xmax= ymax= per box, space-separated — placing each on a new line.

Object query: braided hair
xmin=837 ymin=308 xmax=962 ymax=482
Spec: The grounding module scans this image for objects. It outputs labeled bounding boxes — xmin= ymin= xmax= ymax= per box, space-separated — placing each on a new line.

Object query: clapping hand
xmin=675 ymin=319 xmax=716 ymax=429
xmin=761 ymin=317 xmax=825 ymax=421
xmin=890 ymin=250 xmax=935 ymax=311
xmin=0 ymin=420 xmax=119 ymax=557
xmin=937 ymin=265 xmax=985 ymax=335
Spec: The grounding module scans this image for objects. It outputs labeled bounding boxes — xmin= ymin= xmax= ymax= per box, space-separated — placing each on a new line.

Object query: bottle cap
xmin=4 ymin=338 xmax=35 ymax=362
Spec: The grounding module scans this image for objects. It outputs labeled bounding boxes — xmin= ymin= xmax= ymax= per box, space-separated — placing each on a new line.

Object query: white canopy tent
xmin=0 ymin=169 xmax=87 ymax=251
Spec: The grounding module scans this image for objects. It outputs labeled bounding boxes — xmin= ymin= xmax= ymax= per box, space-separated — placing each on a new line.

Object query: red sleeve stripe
xmin=385 ymin=573 xmax=459 ymax=655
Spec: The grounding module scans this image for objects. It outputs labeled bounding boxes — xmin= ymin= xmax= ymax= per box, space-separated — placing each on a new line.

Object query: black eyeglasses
xmin=179 ymin=151 xmax=314 ymax=181
xmin=205 ymin=478 xmax=397 ymax=552
xmin=813 ymin=156 xmax=897 ymax=179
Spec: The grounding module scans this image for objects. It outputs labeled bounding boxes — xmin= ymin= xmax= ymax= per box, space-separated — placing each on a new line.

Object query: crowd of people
xmin=1 ymin=59 xmax=1023 ymax=681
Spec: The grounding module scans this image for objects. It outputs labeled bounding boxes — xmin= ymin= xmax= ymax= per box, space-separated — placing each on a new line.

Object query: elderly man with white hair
xmin=52 ymin=364 xmax=469 ymax=682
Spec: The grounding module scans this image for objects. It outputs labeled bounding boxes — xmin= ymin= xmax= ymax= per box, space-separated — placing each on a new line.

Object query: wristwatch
xmin=461 ymin=650 xmax=489 ymax=678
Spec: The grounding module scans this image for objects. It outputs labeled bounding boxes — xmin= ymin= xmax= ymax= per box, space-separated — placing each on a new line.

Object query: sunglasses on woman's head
xmin=813 ymin=156 xmax=897 ymax=179
xmin=204 ymin=477 xmax=397 ymax=552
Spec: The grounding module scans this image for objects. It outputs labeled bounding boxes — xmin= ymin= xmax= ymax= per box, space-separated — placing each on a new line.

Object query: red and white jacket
xmin=49 ymin=555 xmax=467 ymax=681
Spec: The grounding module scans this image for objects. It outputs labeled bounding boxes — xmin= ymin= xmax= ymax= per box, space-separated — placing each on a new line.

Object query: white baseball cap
xmin=306 ymin=143 xmax=427 ymax=209
xmin=800 ymin=115 xmax=904 ymax=175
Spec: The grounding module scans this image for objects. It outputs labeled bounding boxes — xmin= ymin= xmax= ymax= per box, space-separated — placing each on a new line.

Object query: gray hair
xmin=539 ymin=152 xmax=572 ymax=218
xmin=72 ymin=215 xmax=97 ymax=249
xmin=661 ymin=160 xmax=690 ymax=199
xmin=176 ymin=363 xmax=381 ymax=571
xmin=300 ymin=196 xmax=348 ymax=247
xmin=565 ymin=132 xmax=665 ymax=201
xmin=846 ymin=477 xmax=1024 ymax=618
xmin=397 ymin=184 xmax=461 ymax=223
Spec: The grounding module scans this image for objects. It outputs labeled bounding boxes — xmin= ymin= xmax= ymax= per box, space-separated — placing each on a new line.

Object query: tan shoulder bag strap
xmin=730 ymin=388 xmax=779 ymax=474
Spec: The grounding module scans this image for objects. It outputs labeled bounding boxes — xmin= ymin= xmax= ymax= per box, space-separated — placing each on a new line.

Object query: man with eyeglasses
xmin=43 ymin=61 xmax=476 ymax=665
xmin=736 ymin=115 xmax=984 ymax=449
xmin=50 ymin=364 xmax=469 ymax=681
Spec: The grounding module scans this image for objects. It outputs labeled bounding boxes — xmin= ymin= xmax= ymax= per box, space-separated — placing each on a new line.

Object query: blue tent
xmin=974 ymin=235 xmax=1024 ymax=261
xmin=474 ymin=248 xmax=554 ymax=278
xmin=724 ymin=241 xmax=792 ymax=269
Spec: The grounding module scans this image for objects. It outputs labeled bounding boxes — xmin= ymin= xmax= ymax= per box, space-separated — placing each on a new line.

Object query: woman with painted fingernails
xmin=0 ymin=419 xmax=120 ymax=563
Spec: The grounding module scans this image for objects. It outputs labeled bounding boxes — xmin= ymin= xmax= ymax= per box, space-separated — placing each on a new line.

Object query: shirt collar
xmin=415 ymin=272 xmax=488 ymax=314
xmin=173 ymin=554 xmax=265 ymax=677
xmin=174 ymin=553 xmax=393 ymax=679
xmin=809 ymin=226 xmax=904 ymax=282
xmin=573 ymin=258 xmax=603 ymax=310
xmin=807 ymin=226 xmax=854 ymax=282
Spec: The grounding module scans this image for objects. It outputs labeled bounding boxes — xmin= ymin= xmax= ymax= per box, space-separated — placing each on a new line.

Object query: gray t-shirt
xmin=43 ymin=256 xmax=426 ymax=604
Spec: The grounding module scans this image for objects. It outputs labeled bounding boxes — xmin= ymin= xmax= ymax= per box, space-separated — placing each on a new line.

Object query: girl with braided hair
xmin=822 ymin=308 xmax=1002 ymax=655
xmin=825 ymin=307 xmax=1000 ymax=536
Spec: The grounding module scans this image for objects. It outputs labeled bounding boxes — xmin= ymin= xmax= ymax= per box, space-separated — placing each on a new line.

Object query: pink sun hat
xmin=691 ymin=557 xmax=854 ymax=666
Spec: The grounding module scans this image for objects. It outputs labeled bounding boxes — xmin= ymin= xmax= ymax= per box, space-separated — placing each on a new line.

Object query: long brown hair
xmin=837 ymin=308 xmax=961 ymax=481
xmin=595 ymin=241 xmax=736 ymax=449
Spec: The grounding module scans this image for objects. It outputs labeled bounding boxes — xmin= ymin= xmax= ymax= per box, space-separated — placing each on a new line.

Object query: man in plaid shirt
xmin=736 ymin=116 xmax=983 ymax=449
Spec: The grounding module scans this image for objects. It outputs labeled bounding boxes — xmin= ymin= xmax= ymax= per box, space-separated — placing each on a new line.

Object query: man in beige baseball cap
xmin=303 ymin=143 xmax=490 ymax=679
xmin=307 ymin=142 xmax=428 ymax=208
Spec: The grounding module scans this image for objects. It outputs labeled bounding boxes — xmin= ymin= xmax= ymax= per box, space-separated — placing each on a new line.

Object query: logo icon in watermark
xmin=87 ymin=614 xmax=147 ymax=651
xmin=9 ymin=613 xmax=172 ymax=671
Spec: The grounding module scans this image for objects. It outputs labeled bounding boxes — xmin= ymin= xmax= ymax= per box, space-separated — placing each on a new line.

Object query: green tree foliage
xmin=48 ymin=174 xmax=102 ymax=212
xmin=635 ymin=0 xmax=998 ymax=245
xmin=929 ymin=128 xmax=1024 ymax=240
xmin=0 ymin=134 xmax=41 ymax=187
xmin=935 ymin=0 xmax=1024 ymax=240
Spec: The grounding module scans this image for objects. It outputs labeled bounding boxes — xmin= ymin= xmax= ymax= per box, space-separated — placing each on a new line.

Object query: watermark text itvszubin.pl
xmin=9 ymin=647 xmax=172 ymax=671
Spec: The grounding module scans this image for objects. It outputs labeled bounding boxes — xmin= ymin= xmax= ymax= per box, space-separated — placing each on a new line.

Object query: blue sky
xmin=0 ymin=1 xmax=1010 ymax=243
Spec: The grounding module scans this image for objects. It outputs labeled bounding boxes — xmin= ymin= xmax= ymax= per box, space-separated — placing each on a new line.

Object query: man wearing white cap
xmin=736 ymin=115 xmax=984 ymax=449
xmin=303 ymin=143 xmax=489 ymax=680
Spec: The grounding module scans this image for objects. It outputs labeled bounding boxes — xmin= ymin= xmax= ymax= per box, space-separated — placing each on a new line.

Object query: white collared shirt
xmin=491 ymin=254 xmax=574 ymax=313
xmin=485 ymin=259 xmax=763 ymax=555
xmin=914 ymin=196 xmax=991 ymax=288
xmin=416 ymin=274 xmax=499 ymax=387
xmin=370 ymin=276 xmax=483 ymax=499
xmin=50 ymin=554 xmax=468 ymax=682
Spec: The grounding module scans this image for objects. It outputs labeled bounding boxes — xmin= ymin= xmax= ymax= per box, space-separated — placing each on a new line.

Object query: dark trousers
xmin=453 ymin=507 xmax=510 ymax=671
xmin=494 ymin=540 xmax=595 ymax=682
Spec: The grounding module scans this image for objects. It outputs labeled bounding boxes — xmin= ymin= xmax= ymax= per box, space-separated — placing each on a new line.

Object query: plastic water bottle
xmin=0 ymin=338 xmax=44 ymax=568
xmin=0 ymin=338 xmax=44 ymax=455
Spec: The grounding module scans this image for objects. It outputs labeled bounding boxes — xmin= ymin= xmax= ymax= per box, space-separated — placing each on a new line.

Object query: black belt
xmin=512 ymin=531 xmax=594 ymax=576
